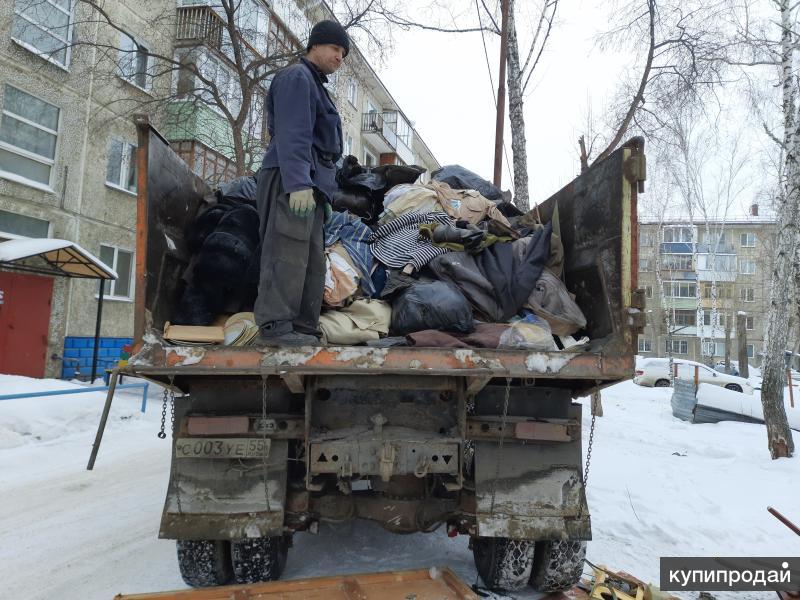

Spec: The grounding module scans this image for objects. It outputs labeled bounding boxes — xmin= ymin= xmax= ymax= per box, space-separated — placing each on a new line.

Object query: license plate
xmin=176 ymin=437 xmax=271 ymax=459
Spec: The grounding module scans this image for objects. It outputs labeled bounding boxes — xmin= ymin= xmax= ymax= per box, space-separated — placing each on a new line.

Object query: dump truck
xmin=112 ymin=119 xmax=645 ymax=592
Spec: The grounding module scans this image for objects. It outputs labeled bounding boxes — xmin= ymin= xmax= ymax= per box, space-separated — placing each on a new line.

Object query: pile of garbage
xmin=166 ymin=158 xmax=587 ymax=351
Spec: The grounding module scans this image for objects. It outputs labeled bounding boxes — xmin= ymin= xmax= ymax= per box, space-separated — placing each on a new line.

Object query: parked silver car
xmin=634 ymin=358 xmax=754 ymax=394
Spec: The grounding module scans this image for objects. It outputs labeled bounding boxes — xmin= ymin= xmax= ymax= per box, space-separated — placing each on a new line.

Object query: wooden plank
xmin=114 ymin=567 xmax=479 ymax=600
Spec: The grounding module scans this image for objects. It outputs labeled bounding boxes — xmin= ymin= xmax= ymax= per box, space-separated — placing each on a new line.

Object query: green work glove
xmin=324 ymin=202 xmax=333 ymax=223
xmin=289 ymin=189 xmax=315 ymax=217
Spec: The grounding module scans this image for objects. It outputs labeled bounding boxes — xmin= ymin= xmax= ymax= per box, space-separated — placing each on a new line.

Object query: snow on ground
xmin=0 ymin=374 xmax=798 ymax=600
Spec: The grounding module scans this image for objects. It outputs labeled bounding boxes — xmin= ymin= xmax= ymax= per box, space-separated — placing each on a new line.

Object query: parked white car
xmin=634 ymin=358 xmax=754 ymax=394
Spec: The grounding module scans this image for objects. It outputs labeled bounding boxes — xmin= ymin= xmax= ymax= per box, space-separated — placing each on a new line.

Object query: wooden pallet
xmin=114 ymin=567 xmax=478 ymax=600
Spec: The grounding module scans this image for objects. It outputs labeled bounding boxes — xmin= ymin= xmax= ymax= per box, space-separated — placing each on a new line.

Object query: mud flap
xmin=474 ymin=406 xmax=591 ymax=541
xmin=160 ymin=440 xmax=288 ymax=540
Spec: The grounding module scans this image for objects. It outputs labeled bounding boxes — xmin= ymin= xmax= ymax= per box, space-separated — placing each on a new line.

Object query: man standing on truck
xmin=254 ymin=20 xmax=349 ymax=346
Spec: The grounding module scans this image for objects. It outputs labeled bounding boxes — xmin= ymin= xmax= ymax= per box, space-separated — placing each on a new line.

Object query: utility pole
xmin=493 ymin=0 xmax=510 ymax=187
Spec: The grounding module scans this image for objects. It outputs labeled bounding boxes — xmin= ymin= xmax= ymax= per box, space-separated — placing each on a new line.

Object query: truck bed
xmin=127 ymin=119 xmax=645 ymax=397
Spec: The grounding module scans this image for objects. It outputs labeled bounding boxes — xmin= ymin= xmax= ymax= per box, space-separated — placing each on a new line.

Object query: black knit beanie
xmin=307 ymin=20 xmax=350 ymax=57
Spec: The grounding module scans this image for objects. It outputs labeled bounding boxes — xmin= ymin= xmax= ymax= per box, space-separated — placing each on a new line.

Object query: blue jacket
xmin=261 ymin=58 xmax=342 ymax=201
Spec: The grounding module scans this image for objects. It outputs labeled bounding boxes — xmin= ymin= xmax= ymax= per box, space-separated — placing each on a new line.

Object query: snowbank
xmin=0 ymin=374 xmax=155 ymax=449
xmin=696 ymin=382 xmax=800 ymax=431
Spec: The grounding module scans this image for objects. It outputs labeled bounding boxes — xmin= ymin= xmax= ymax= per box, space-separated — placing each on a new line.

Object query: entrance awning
xmin=0 ymin=238 xmax=116 ymax=279
xmin=0 ymin=237 xmax=118 ymax=383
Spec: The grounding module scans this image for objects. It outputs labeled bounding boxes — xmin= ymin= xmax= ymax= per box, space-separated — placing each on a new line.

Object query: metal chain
xmin=489 ymin=377 xmax=512 ymax=516
xmin=261 ymin=376 xmax=272 ymax=513
xmin=583 ymin=412 xmax=596 ymax=489
xmin=157 ymin=387 xmax=168 ymax=439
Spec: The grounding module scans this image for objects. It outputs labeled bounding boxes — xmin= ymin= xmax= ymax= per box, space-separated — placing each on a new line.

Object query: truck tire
xmin=529 ymin=539 xmax=587 ymax=592
xmin=176 ymin=539 xmax=233 ymax=587
xmin=471 ymin=536 xmax=535 ymax=591
xmin=231 ymin=536 xmax=289 ymax=584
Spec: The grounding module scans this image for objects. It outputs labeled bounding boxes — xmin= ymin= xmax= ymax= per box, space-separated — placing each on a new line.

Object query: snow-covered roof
xmin=0 ymin=238 xmax=117 ymax=279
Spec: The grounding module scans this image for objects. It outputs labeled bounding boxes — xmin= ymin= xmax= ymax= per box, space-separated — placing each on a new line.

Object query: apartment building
xmin=0 ymin=0 xmax=174 ymax=378
xmin=0 ymin=0 xmax=439 ymax=379
xmin=636 ymin=207 xmax=781 ymax=367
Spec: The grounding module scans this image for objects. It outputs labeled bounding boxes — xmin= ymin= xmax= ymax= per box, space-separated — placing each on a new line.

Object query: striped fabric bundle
xmin=368 ymin=211 xmax=454 ymax=271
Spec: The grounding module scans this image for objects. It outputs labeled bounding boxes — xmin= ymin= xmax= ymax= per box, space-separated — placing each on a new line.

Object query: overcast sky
xmin=373 ymin=0 xmax=627 ymax=203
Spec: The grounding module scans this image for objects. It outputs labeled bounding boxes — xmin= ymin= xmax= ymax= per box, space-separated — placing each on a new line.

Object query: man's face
xmin=307 ymin=44 xmax=345 ymax=75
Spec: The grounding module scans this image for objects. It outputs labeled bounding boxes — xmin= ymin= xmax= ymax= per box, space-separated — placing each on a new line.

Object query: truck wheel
xmin=231 ymin=536 xmax=289 ymax=584
xmin=724 ymin=383 xmax=743 ymax=393
xmin=529 ymin=539 xmax=587 ymax=592
xmin=471 ymin=536 xmax=535 ymax=591
xmin=176 ymin=539 xmax=232 ymax=587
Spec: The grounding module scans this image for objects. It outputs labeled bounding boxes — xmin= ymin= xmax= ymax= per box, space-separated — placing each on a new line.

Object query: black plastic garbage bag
xmin=331 ymin=189 xmax=374 ymax=220
xmin=218 ymin=175 xmax=257 ymax=205
xmin=391 ymin=280 xmax=474 ymax=335
xmin=432 ymin=165 xmax=503 ymax=201
xmin=336 ymin=156 xmax=427 ymax=223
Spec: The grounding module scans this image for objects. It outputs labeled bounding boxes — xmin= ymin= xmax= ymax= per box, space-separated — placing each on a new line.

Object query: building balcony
xmin=361 ymin=111 xmax=415 ymax=165
xmin=664 ymin=298 xmax=698 ymax=310
xmin=660 ymin=242 xmax=694 ymax=254
xmin=176 ymin=5 xmax=225 ymax=53
xmin=697 ymin=270 xmax=737 ymax=282
xmin=697 ymin=243 xmax=736 ymax=254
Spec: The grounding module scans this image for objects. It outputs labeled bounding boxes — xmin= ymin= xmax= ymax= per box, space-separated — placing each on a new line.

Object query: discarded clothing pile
xmin=317 ymin=159 xmax=589 ymax=349
xmin=166 ymin=161 xmax=589 ymax=350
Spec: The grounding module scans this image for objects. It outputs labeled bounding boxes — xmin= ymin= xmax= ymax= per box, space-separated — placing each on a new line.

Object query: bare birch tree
xmin=723 ymin=0 xmax=799 ymax=458
xmin=582 ymin=0 xmax=729 ymax=170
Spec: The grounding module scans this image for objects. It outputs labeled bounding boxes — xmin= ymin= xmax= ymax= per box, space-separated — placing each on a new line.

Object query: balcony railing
xmin=361 ymin=111 xmax=415 ymax=165
xmin=361 ymin=112 xmax=384 ymax=135
xmin=176 ymin=6 xmax=224 ymax=51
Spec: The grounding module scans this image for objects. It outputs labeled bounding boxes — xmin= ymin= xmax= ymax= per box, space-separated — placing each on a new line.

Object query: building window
xmin=0 ymin=85 xmax=60 ymax=188
xmin=347 ymin=80 xmax=357 ymax=107
xmin=745 ymin=316 xmax=754 ymax=330
xmin=0 ymin=209 xmax=49 ymax=238
xmin=638 ymin=337 xmax=652 ymax=353
xmin=740 ymin=287 xmax=755 ymax=302
xmin=363 ymin=148 xmax=376 ymax=167
xmin=638 ymin=257 xmax=652 ymax=271
xmin=662 ymin=254 xmax=693 ymax=270
xmin=663 ymin=281 xmax=696 ymax=298
xmin=327 ymin=70 xmax=340 ymax=94
xmin=673 ymin=310 xmax=696 ymax=327
xmin=11 ymin=0 xmax=73 ymax=69
xmin=746 ymin=344 xmax=754 ymax=358
xmin=704 ymin=284 xmax=733 ymax=299
xmin=639 ymin=229 xmax=654 ymax=246
xmin=701 ymin=231 xmax=727 ymax=246
xmin=99 ymin=245 xmax=133 ymax=299
xmin=698 ymin=254 xmax=736 ymax=272
xmin=118 ymin=32 xmax=153 ymax=91
xmin=739 ymin=259 xmax=756 ymax=274
xmin=702 ymin=312 xmax=726 ymax=327
xmin=663 ymin=227 xmax=693 ymax=243
xmin=740 ymin=232 xmax=756 ymax=247
xmin=106 ymin=138 xmax=137 ymax=193
xmin=666 ymin=339 xmax=689 ymax=354
xmin=645 ymin=285 xmax=653 ymax=299
xmin=343 ymin=133 xmax=353 ymax=157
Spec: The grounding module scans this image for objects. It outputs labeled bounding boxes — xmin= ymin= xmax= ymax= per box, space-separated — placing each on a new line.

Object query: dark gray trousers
xmin=254 ymin=167 xmax=325 ymax=337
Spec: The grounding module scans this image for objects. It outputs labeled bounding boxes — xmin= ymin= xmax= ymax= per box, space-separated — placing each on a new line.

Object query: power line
xmin=475 ymin=0 xmax=514 ymax=188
